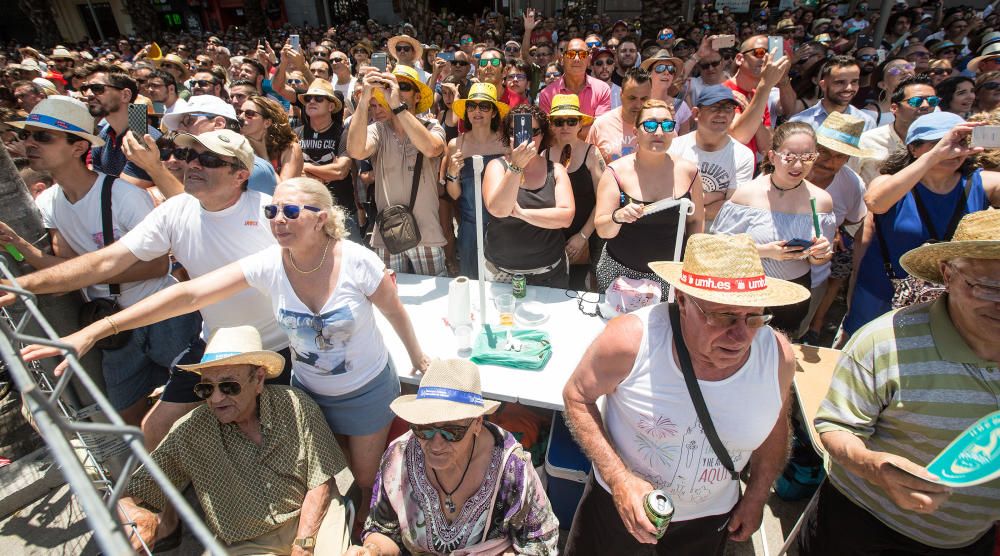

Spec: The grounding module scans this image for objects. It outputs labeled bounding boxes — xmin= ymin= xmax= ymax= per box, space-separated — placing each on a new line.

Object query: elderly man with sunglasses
xmin=538 ymin=38 xmax=612 ymax=124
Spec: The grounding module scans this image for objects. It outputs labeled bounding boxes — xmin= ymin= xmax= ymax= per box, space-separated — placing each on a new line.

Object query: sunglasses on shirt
xmin=263 ymin=204 xmax=321 ymax=219
xmin=409 ymin=422 xmax=472 ymax=442
xmin=640 ymin=119 xmax=677 ymax=133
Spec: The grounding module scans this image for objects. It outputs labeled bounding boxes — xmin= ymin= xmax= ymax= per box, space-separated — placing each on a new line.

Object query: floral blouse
xmin=364 ymin=422 xmax=559 ymax=555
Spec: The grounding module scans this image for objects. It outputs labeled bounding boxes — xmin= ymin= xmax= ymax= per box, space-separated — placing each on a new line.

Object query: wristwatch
xmin=292 ymin=536 xmax=316 ymax=548
xmin=391 ymin=102 xmax=409 ymax=115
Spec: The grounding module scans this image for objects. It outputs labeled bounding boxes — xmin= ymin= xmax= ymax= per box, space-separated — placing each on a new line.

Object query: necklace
xmin=432 ymin=434 xmax=477 ymax=514
xmin=286 ymin=237 xmax=332 ymax=274
xmin=771 ymin=177 xmax=805 ymax=197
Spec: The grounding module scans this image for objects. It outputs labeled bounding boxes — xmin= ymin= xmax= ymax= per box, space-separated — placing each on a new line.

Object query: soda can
xmin=643 ymin=490 xmax=674 ymax=539
xmin=512 ymin=273 xmax=526 ymax=299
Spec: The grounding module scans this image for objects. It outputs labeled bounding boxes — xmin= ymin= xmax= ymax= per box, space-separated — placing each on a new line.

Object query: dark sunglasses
xmin=263 ymin=204 xmax=321 ymax=219
xmin=409 ymin=422 xmax=472 ymax=442
xmin=159 ymin=145 xmax=191 ymax=161
xmin=586 ymin=41 xmax=602 ymax=48
xmin=653 ymin=63 xmax=677 ymax=75
xmin=552 ymin=117 xmax=580 ymax=127
xmin=640 ymin=119 xmax=677 ymax=133
xmin=331 ymin=57 xmax=348 ymax=63
xmin=193 ymin=380 xmax=244 ymax=400
xmin=461 ymin=37 xmax=474 ymax=44
xmin=658 ymin=32 xmax=674 ymax=40
xmin=305 ymin=94 xmax=332 ymax=103
xmin=699 ymin=59 xmax=723 ymax=70
xmin=592 ymin=59 xmax=613 ymax=67
xmin=79 ymin=83 xmax=123 ymax=95
xmin=180 ymin=149 xmax=242 ymax=169
xmin=466 ymin=100 xmax=495 ymax=112
xmin=742 ymin=47 xmax=768 ymax=58
xmin=191 ymin=79 xmax=216 ymax=88
xmin=903 ymin=95 xmax=941 ymax=107
xmin=451 ymin=60 xmax=470 ymax=66
xmin=24 ymin=130 xmax=59 ymax=144
xmin=856 ymin=54 xmax=877 ymax=62
xmin=478 ymin=58 xmax=502 ymax=67
xmin=397 ymin=81 xmax=416 ymax=92
xmin=980 ymin=81 xmax=1000 ymax=91
xmin=395 ymin=44 xmax=413 ymax=53
xmin=237 ymin=108 xmax=261 ymax=119
xmin=927 ymin=68 xmax=949 ymax=76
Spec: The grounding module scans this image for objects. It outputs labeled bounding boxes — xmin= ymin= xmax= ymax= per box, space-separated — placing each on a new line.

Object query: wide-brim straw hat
xmin=900 ymin=211 xmax=1000 ymax=284
xmin=547 ymin=93 xmax=595 ymax=125
xmin=352 ymin=41 xmax=374 ymax=54
xmin=453 ymin=82 xmax=510 ymax=120
xmin=968 ymin=42 xmax=1000 ymax=72
xmin=374 ymin=65 xmax=434 ymax=114
xmin=390 ymin=359 xmax=500 ymax=425
xmin=176 ymin=326 xmax=285 ymax=378
xmin=50 ymin=47 xmax=74 ymax=61
xmin=387 ymin=34 xmax=423 ymax=62
xmin=8 ymin=95 xmax=104 ymax=146
xmin=816 ymin=112 xmax=873 ymax=158
xmin=297 ymin=78 xmax=343 ymax=113
xmin=649 ymin=233 xmax=811 ymax=307
xmin=640 ymin=49 xmax=684 ymax=74
xmin=158 ymin=53 xmax=190 ymax=80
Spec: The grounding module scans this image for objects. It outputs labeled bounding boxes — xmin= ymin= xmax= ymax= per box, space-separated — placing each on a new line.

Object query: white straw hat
xmin=390 ymin=359 xmax=500 ymax=425
xmin=176 ymin=326 xmax=284 ymax=378
xmin=7 ymin=95 xmax=104 ymax=146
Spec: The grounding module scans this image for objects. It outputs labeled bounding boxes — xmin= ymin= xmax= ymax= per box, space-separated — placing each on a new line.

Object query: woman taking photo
xmin=239 ymin=94 xmax=304 ymax=182
xmin=843 ymin=112 xmax=1000 ymax=336
xmin=711 ymin=121 xmax=835 ymax=333
xmin=641 ymin=50 xmax=692 ymax=135
xmin=482 ymin=104 xmax=575 ymax=288
xmin=938 ymin=75 xmax=976 ymax=117
xmin=593 ymin=99 xmax=704 ymax=297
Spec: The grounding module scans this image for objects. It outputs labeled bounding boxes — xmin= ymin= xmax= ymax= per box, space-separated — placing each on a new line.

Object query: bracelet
xmin=104 ymin=315 xmax=120 ymax=336
xmin=611 ymin=208 xmax=624 ymax=225
xmin=506 ymin=161 xmax=523 ymax=174
xmin=445 ymin=173 xmax=459 ymax=182
xmin=578 ymin=231 xmax=589 ymax=241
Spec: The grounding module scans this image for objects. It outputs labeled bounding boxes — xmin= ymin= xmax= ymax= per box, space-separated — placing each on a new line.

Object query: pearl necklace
xmin=286 ymin=238 xmax=332 ymax=274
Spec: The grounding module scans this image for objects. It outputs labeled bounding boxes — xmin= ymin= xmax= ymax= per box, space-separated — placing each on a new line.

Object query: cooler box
xmin=544 ymin=411 xmax=592 ymax=528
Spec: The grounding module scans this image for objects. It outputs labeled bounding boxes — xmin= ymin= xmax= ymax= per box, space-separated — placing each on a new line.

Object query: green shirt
xmin=815 ymin=296 xmax=1000 ymax=549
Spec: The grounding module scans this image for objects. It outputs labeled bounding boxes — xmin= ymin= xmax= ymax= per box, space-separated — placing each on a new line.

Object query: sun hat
xmin=11 ymin=59 xmax=43 ymax=76
xmin=980 ymin=31 xmax=1000 ymax=51
xmin=812 ymin=18 xmax=833 ymax=33
xmin=352 ymin=41 xmax=374 ymax=54
xmin=968 ymin=42 xmax=1000 ymax=72
xmin=640 ymin=49 xmax=683 ymax=73
xmin=905 ymin=111 xmax=966 ymax=145
xmin=649 ymin=233 xmax=811 ymax=307
xmin=158 ymin=53 xmax=190 ymax=80
xmin=373 ymin=65 xmax=435 ymax=114
xmin=390 ymin=359 xmax=500 ymax=425
xmin=176 ymin=326 xmax=284 ymax=378
xmin=387 ymin=34 xmax=423 ymax=61
xmin=547 ymin=93 xmax=594 ymax=125
xmin=174 ymin=129 xmax=255 ymax=171
xmin=161 ymin=94 xmax=238 ymax=131
xmin=900 ymin=211 xmax=1000 ymax=284
xmin=816 ymin=112 xmax=874 ymax=158
xmin=776 ymin=19 xmax=800 ymax=32
xmin=452 ymin=82 xmax=510 ymax=120
xmin=930 ymin=40 xmax=959 ymax=54
xmin=32 ymin=77 xmax=58 ymax=96
xmin=49 ymin=47 xmax=74 ymax=61
xmin=296 ymin=78 xmax=344 ymax=113
xmin=8 ymin=95 xmax=104 ymax=146
xmin=696 ymin=85 xmax=738 ymax=107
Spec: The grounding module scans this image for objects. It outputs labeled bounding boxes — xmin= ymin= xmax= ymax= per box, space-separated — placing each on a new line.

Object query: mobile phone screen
xmin=972 ymin=125 xmax=1000 ymax=148
xmin=372 ymin=53 xmax=388 ymax=72
xmin=437 ymin=51 xmax=455 ymax=62
xmin=513 ymin=114 xmax=532 ymax=147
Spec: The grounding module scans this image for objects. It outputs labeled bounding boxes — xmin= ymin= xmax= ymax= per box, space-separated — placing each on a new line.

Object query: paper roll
xmin=448 ymin=276 xmax=472 ymax=326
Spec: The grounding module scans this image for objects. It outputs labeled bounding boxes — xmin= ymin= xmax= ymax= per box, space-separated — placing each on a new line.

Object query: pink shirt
xmin=538 ymin=74 xmax=612 ymax=119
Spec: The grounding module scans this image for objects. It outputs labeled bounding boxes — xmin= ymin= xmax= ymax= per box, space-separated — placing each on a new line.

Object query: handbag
xmin=375 ymin=150 xmax=423 ymax=255
xmin=470 ymin=326 xmax=552 ymax=370
xmin=78 ymin=176 xmax=132 ymax=351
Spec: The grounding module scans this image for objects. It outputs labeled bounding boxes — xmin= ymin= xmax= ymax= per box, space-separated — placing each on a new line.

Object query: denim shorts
xmin=291 ymin=362 xmax=399 ymax=436
xmin=160 ymin=338 xmax=293 ymax=404
xmin=101 ymin=311 xmax=202 ymax=411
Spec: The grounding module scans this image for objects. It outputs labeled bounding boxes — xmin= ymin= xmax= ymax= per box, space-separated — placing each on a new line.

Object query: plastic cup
xmin=495 ymin=294 xmax=515 ymax=328
xmin=455 ymin=325 xmax=473 ymax=354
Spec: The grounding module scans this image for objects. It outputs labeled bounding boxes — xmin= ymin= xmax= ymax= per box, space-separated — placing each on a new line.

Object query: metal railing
xmin=0 ymin=258 xmax=227 ymax=555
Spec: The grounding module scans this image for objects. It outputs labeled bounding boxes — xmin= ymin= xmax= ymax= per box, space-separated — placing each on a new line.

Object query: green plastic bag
xmin=471 ymin=327 xmax=552 ymax=370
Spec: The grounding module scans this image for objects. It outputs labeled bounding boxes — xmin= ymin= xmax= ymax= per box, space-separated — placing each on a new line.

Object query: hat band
xmin=416 ymin=386 xmax=484 ymax=407
xmin=680 ymin=270 xmax=767 ymax=292
xmin=26 ymin=113 xmax=89 ymax=134
xmin=551 ymin=104 xmax=583 ymax=113
xmin=468 ymin=94 xmax=498 ymax=103
xmin=817 ymin=126 xmax=861 ymax=148
xmin=200 ymin=351 xmax=242 ymax=364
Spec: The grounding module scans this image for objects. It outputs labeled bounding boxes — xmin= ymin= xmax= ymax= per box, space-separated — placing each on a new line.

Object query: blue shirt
xmin=91 ymin=122 xmax=162 ymax=182
xmin=247 ymin=155 xmax=279 ymax=195
xmin=789 ymin=102 xmax=877 ymax=132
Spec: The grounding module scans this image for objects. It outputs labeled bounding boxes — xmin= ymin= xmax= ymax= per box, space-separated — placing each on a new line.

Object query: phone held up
xmin=371 ymin=52 xmax=388 ymax=72
xmin=971 ymin=126 xmax=1000 ymax=149
xmin=127 ymin=104 xmax=148 ymax=148
xmin=513 ymin=114 xmax=532 ymax=148
xmin=767 ymin=36 xmax=784 ymax=60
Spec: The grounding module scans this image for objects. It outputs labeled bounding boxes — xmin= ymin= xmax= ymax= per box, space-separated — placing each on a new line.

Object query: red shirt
xmin=723 ymin=78 xmax=770 ymax=156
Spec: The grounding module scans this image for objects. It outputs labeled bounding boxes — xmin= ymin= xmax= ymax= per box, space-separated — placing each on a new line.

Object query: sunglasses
xmin=191 ymin=79 xmax=216 ymax=88
xmin=331 ymin=57 xmax=348 ymax=63
xmin=410 ymin=422 xmax=472 ymax=442
xmin=979 ymin=81 xmax=1000 ymax=91
xmin=461 ymin=37 xmax=474 ymax=44
xmin=545 ymin=72 xmax=562 ymax=78
xmin=505 ymin=46 xmax=521 ymax=52
xmin=640 ymin=119 xmax=677 ymax=133
xmin=451 ymin=60 xmax=470 ymax=66
xmin=466 ymin=100 xmax=494 ymax=112
xmin=586 ymin=41 xmax=602 ymax=48
xmin=286 ymin=78 xmax=305 ymax=85
xmin=507 ymin=73 xmax=527 ymax=81
xmin=552 ymin=117 xmax=580 ymax=127
xmin=179 ymin=149 xmax=242 ymax=169
xmin=193 ymin=380 xmax=245 ymax=400
xmin=927 ymin=68 xmax=949 ymax=76
xmin=159 ymin=145 xmax=191 ymax=161
xmin=395 ymin=45 xmax=413 ymax=53
xmin=699 ymin=59 xmax=723 ymax=70
xmin=775 ymin=151 xmax=820 ymax=163
xmin=397 ymin=81 xmax=415 ymax=92
xmin=653 ymin=63 xmax=677 ymax=75
xmin=24 ymin=130 xmax=59 ymax=144
xmin=903 ymin=95 xmax=941 ymax=107
xmin=690 ymin=297 xmax=773 ymax=329
xmin=263 ymin=204 xmax=321 ymax=219
xmin=564 ymin=50 xmax=590 ymax=60
xmin=79 ymin=83 xmax=123 ymax=95
xmin=658 ymin=33 xmax=674 ymax=40
xmin=237 ymin=108 xmax=261 ymax=119
xmin=303 ymin=95 xmax=330 ymax=103
xmin=886 ymin=64 xmax=916 ymax=76
xmin=478 ymin=58 xmax=502 ymax=67
xmin=742 ymin=47 xmax=768 ymax=58
xmin=592 ymin=59 xmax=613 ymax=67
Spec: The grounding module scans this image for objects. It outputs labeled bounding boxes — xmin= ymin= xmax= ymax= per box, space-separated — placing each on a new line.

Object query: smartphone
xmin=972 ymin=126 xmax=1000 ymax=148
xmin=712 ymin=34 xmax=736 ymax=49
xmin=784 ymin=238 xmax=813 ymax=250
xmin=371 ymin=52 xmax=388 ymax=72
xmin=127 ymin=104 xmax=148 ymax=145
xmin=289 ymin=34 xmax=300 ymax=52
xmin=437 ymin=51 xmax=455 ymax=61
xmin=768 ymin=36 xmax=784 ymax=60
xmin=151 ymin=101 xmax=165 ymax=115
xmin=513 ymin=114 xmax=532 ymax=147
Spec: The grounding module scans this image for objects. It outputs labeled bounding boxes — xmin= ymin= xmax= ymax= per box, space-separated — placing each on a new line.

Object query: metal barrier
xmin=0 ymin=259 xmax=227 ymax=555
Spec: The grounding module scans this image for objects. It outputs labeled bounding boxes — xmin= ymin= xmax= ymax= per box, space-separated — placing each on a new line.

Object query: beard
xmin=88 ymin=103 xmax=109 ymax=118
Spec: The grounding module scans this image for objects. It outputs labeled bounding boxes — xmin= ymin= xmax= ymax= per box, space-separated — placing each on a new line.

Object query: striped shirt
xmin=815 ymin=295 xmax=1000 ymax=549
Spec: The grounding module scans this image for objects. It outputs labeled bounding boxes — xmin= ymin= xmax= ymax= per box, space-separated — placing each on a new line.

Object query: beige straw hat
xmin=296 ymin=78 xmax=344 ymax=113
xmin=158 ymin=53 xmax=190 ymax=80
xmin=548 ymin=93 xmax=594 ymax=125
xmin=176 ymin=326 xmax=285 ymax=378
xmin=8 ymin=95 xmax=104 ymax=146
xmin=816 ymin=112 xmax=873 ymax=158
xmin=640 ymin=49 xmax=683 ymax=74
xmin=387 ymin=34 xmax=423 ymax=62
xmin=649 ymin=233 xmax=811 ymax=307
xmin=899 ymin=211 xmax=1000 ymax=284
xmin=390 ymin=359 xmax=500 ymax=425
xmin=453 ymin=82 xmax=510 ymax=120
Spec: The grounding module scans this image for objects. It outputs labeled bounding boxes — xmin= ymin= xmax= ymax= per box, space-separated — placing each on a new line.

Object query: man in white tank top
xmin=562 ymin=233 xmax=805 ymax=555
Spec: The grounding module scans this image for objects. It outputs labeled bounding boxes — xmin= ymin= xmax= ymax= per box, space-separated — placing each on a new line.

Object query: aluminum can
xmin=512 ymin=273 xmax=526 ymax=298
xmin=643 ymin=490 xmax=674 ymax=539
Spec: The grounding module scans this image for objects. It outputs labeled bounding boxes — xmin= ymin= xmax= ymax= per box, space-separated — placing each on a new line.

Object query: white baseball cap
xmin=162 ymin=94 xmax=237 ymax=131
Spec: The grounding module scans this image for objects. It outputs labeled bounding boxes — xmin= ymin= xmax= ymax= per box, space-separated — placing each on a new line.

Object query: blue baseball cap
xmin=905 ymin=111 xmax=966 ymax=145
xmin=696 ymin=85 xmax=737 ymax=107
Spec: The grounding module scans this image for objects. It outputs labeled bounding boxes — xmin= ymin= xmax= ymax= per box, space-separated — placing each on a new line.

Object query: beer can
xmin=512 ymin=273 xmax=526 ymax=299
xmin=643 ymin=490 xmax=674 ymax=539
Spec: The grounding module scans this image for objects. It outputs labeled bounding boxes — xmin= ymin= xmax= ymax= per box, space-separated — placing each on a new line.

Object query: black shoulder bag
xmin=78 ymin=176 xmax=132 ymax=350
xmin=375 ymin=151 xmax=424 ymax=255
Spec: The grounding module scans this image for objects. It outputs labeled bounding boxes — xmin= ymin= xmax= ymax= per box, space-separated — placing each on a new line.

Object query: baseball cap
xmin=905 ymin=112 xmax=966 ymax=145
xmin=696 ymin=85 xmax=737 ymax=107
xmin=174 ymin=130 xmax=254 ymax=171
xmin=162 ymin=94 xmax=238 ymax=131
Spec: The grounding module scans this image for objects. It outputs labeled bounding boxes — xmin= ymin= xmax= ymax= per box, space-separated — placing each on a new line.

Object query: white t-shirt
xmin=669 ymin=132 xmax=755 ymax=228
xmin=119 ymin=190 xmax=287 ymax=350
xmin=810 ymin=165 xmax=868 ymax=286
xmin=333 ymin=76 xmax=357 ymax=112
xmin=240 ymin=241 xmax=388 ymax=396
xmin=36 ymin=173 xmax=174 ymax=307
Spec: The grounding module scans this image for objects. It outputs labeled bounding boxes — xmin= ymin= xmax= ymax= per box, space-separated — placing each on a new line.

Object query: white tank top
xmin=595 ymin=303 xmax=783 ymax=521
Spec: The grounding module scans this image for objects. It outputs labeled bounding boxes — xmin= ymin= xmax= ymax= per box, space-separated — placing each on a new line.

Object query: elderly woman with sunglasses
xmin=711 ymin=122 xmax=835 ymax=333
xmin=973 ymin=71 xmax=1000 ymax=114
xmin=238 ymin=94 xmax=303 ymax=183
xmin=641 ymin=50 xmax=692 ymax=136
xmin=594 ymin=99 xmax=704 ymax=297
xmin=344 ymin=359 xmax=558 ymax=556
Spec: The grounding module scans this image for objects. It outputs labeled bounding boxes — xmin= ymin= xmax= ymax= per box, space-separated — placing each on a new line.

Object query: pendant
xmin=445 ymin=496 xmax=456 ymax=513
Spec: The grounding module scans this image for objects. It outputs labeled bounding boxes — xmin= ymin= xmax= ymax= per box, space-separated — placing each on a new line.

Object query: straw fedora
xmin=374 ymin=65 xmax=434 ymax=114
xmin=900 ymin=211 xmax=1000 ymax=284
xmin=649 ymin=233 xmax=811 ymax=307
xmin=352 ymin=41 xmax=374 ymax=55
xmin=547 ymin=93 xmax=594 ymax=125
xmin=176 ymin=326 xmax=285 ymax=378
xmin=453 ymin=82 xmax=510 ymax=120
xmin=968 ymin=42 xmax=1000 ymax=72
xmin=640 ymin=49 xmax=683 ymax=74
xmin=297 ymin=78 xmax=344 ymax=113
xmin=390 ymin=359 xmax=500 ymax=425
xmin=387 ymin=34 xmax=423 ymax=62
xmin=50 ymin=47 xmax=74 ymax=61
xmin=8 ymin=95 xmax=104 ymax=146
xmin=816 ymin=112 xmax=873 ymax=158
xmin=158 ymin=53 xmax=190 ymax=80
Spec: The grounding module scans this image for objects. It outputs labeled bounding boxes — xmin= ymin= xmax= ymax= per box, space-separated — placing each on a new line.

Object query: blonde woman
xmin=239 ymin=94 xmax=304 ymax=181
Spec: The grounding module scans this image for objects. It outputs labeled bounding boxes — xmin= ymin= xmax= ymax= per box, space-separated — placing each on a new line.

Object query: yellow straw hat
xmin=900 ymin=211 xmax=1000 ymax=284
xmin=649 ymin=233 xmax=811 ymax=307
xmin=390 ymin=359 xmax=500 ymax=425
xmin=547 ymin=93 xmax=594 ymax=125
xmin=297 ymin=78 xmax=344 ymax=113
xmin=374 ymin=65 xmax=434 ymax=114
xmin=816 ymin=112 xmax=874 ymax=158
xmin=176 ymin=326 xmax=285 ymax=378
xmin=453 ymin=82 xmax=510 ymax=120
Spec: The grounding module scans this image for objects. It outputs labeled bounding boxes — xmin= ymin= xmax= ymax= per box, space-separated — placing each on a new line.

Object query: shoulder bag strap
xmin=100 ymin=175 xmax=120 ymax=296
xmin=667 ymin=303 xmax=738 ymax=481
xmin=407 ymin=152 xmax=423 ymax=209
xmin=873 ymin=213 xmax=896 ymax=280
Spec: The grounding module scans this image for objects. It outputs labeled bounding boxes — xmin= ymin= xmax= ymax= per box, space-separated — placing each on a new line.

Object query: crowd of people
xmin=0 ymin=0 xmax=998 ymax=554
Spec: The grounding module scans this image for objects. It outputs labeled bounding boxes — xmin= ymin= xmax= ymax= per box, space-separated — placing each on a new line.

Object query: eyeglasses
xmin=653 ymin=63 xmax=677 ymax=75
xmin=699 ymin=59 xmax=723 ymax=70
xmin=237 ymin=108 xmax=261 ymax=118
xmin=451 ymin=60 xmax=470 ymax=67
xmin=466 ymin=101 xmax=494 ymax=112
xmin=507 ymin=73 xmax=527 ymax=81
xmin=159 ymin=145 xmax=191 ymax=161
xmin=395 ymin=45 xmax=413 ymax=53
xmin=946 ymin=263 xmax=1000 ymax=302
xmin=856 ymin=54 xmax=878 ymax=62
xmin=179 ymin=149 xmax=242 ymax=169
xmin=689 ymin=297 xmax=773 ymax=329
xmin=552 ymin=117 xmax=580 ymax=127
xmin=775 ymin=151 xmax=820 ymax=163
xmin=24 ymin=130 xmax=59 ymax=144
xmin=742 ymin=47 xmax=768 ymax=58
xmin=886 ymin=63 xmax=916 ymax=76
xmin=903 ymin=95 xmax=941 ymax=107
xmin=263 ymin=204 xmax=321 ymax=219
xmin=478 ymin=58 xmax=502 ymax=67
xmin=592 ymin=59 xmax=613 ymax=67
xmin=191 ymin=79 xmax=216 ymax=88
xmin=979 ymin=81 xmax=1000 ymax=91
xmin=564 ymin=50 xmax=590 ymax=60
xmin=303 ymin=95 xmax=329 ymax=103
xmin=586 ymin=41 xmax=602 ymax=48
xmin=640 ymin=119 xmax=677 ymax=133
xmin=409 ymin=422 xmax=472 ymax=442
xmin=193 ymin=379 xmax=248 ymax=400
xmin=397 ymin=81 xmax=415 ymax=92
xmin=79 ymin=83 xmax=123 ymax=95
xmin=286 ymin=78 xmax=304 ymax=85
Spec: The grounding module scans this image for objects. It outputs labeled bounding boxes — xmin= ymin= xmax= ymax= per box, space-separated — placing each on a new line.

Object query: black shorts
xmin=159 ymin=337 xmax=293 ymax=404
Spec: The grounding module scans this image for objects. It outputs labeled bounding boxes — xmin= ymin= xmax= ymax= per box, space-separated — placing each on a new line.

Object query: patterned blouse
xmin=364 ymin=422 xmax=559 ymax=555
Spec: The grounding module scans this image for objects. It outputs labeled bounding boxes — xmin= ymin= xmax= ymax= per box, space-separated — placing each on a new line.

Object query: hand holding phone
xmin=513 ymin=114 xmax=532 ymax=148
xmin=289 ymin=34 xmax=301 ymax=53
xmin=784 ymin=238 xmax=814 ymax=251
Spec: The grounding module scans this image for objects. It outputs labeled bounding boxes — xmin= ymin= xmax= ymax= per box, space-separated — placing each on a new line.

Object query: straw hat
xmin=352 ymin=41 xmax=374 ymax=55
xmin=296 ymin=78 xmax=344 ymax=113
xmin=640 ymin=49 xmax=683 ymax=73
xmin=899 ymin=211 xmax=1000 ymax=284
xmin=387 ymin=34 xmax=423 ymax=61
xmin=649 ymin=233 xmax=811 ymax=307
xmin=816 ymin=112 xmax=873 ymax=158
xmin=547 ymin=93 xmax=594 ymax=125
xmin=176 ymin=326 xmax=285 ymax=378
xmin=158 ymin=53 xmax=190 ymax=80
xmin=390 ymin=359 xmax=500 ymax=425
xmin=374 ymin=65 xmax=434 ymax=114
xmin=50 ymin=47 xmax=74 ymax=61
xmin=968 ymin=42 xmax=1000 ymax=72
xmin=453 ymin=82 xmax=510 ymax=120
xmin=8 ymin=95 xmax=104 ymax=146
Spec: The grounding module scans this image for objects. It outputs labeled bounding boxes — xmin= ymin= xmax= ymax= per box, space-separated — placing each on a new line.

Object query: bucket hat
xmin=8 ymin=95 xmax=104 ymax=146
xmin=816 ymin=112 xmax=874 ymax=158
xmin=390 ymin=359 xmax=500 ymax=425
xmin=453 ymin=82 xmax=510 ymax=120
xmin=547 ymin=93 xmax=594 ymax=125
xmin=176 ymin=326 xmax=284 ymax=378
xmin=900 ymin=211 xmax=1000 ymax=284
